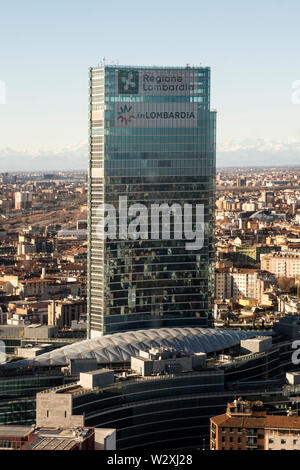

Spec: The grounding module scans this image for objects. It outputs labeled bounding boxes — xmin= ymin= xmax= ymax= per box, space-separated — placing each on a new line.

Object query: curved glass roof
xmin=3 ymin=327 xmax=263 ymax=369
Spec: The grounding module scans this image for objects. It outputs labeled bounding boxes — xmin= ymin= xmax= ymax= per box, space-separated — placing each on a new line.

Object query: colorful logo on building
xmin=117 ymin=105 xmax=135 ymax=125
xmin=118 ymin=70 xmax=139 ymax=94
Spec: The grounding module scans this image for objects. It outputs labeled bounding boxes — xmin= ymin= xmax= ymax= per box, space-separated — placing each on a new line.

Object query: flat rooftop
xmin=92 ymin=64 xmax=210 ymax=71
xmin=81 ymin=369 xmax=113 ymax=376
xmin=0 ymin=425 xmax=33 ymax=438
xmin=26 ymin=428 xmax=93 ymax=451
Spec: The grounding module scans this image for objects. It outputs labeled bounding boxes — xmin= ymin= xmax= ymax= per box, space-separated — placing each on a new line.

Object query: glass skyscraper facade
xmin=88 ymin=65 xmax=216 ymax=337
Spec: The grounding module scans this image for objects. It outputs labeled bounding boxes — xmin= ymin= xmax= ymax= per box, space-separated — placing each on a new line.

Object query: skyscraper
xmin=88 ymin=65 xmax=216 ymax=338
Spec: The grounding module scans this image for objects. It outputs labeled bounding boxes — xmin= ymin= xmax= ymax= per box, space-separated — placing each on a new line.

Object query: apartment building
xmin=261 ymin=251 xmax=300 ymax=277
xmin=215 ymin=268 xmax=273 ymax=301
xmin=48 ymin=298 xmax=86 ymax=328
xmin=210 ymin=398 xmax=300 ymax=451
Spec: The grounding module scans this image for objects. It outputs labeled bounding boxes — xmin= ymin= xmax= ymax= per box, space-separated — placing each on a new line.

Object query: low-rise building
xmin=210 ymin=398 xmax=300 ymax=450
xmin=48 ymin=298 xmax=86 ymax=328
xmin=0 ymin=425 xmax=115 ymax=450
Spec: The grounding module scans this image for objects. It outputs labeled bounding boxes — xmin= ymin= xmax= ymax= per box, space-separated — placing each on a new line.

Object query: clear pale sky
xmin=0 ymin=0 xmax=300 ymax=155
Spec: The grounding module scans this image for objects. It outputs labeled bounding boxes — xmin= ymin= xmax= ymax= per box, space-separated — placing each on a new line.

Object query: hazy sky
xmin=0 ymin=0 xmax=300 ymax=153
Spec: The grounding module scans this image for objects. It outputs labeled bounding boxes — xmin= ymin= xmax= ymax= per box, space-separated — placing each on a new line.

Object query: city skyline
xmin=1 ymin=0 xmax=300 ymax=169
xmin=1 ymin=0 xmax=300 ymax=455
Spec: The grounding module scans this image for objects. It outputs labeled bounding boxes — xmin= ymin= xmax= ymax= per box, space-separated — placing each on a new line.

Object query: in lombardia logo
xmin=117 ymin=105 xmax=135 ymax=126
xmin=118 ymin=70 xmax=139 ymax=94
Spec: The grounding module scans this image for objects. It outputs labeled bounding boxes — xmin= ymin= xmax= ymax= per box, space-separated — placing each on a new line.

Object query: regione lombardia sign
xmin=116 ymin=69 xmax=198 ymax=96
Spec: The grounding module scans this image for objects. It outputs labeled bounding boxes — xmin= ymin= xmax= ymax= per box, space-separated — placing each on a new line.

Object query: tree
xmin=277 ymin=277 xmax=295 ymax=293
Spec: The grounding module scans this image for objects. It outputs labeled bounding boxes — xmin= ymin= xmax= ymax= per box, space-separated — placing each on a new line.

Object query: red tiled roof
xmin=211 ymin=413 xmax=300 ymax=431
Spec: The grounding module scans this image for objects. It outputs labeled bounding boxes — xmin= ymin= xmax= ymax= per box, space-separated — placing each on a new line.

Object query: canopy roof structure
xmin=2 ymin=327 xmax=265 ymax=370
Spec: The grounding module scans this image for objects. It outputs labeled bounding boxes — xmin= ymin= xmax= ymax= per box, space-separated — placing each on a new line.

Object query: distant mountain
xmin=0 ymin=139 xmax=299 ymax=171
xmin=217 ymin=139 xmax=300 ymax=167
xmin=0 ymin=141 xmax=88 ymax=172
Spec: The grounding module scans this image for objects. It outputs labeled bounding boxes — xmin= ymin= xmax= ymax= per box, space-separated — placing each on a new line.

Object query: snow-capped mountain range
xmin=0 ymin=139 xmax=299 ymax=171
xmin=217 ymin=139 xmax=300 ymax=167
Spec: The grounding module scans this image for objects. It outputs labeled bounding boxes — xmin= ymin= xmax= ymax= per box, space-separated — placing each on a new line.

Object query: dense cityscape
xmin=1 ymin=166 xmax=300 ymax=451
xmin=1 ymin=0 xmax=299 ymax=458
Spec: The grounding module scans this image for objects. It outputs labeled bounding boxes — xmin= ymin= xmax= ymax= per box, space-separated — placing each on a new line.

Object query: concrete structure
xmin=79 ymin=369 xmax=114 ymax=389
xmin=16 ymin=344 xmax=53 ymax=359
xmin=286 ymin=372 xmax=300 ymax=386
xmin=131 ymin=347 xmax=206 ymax=376
xmin=68 ymin=358 xmax=98 ymax=375
xmin=94 ymin=428 xmax=116 ymax=450
xmin=36 ymin=391 xmax=85 ymax=428
xmin=240 ymin=337 xmax=273 ymax=354
xmin=0 ymin=324 xmax=58 ymax=340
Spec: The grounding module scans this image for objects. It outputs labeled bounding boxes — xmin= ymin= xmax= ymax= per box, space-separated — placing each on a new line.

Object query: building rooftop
xmin=92 ymin=64 xmax=210 ymax=71
xmin=0 ymin=425 xmax=33 ymax=438
xmin=23 ymin=427 xmax=93 ymax=451
xmin=212 ymin=413 xmax=300 ymax=431
xmin=2 ymin=327 xmax=267 ymax=369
